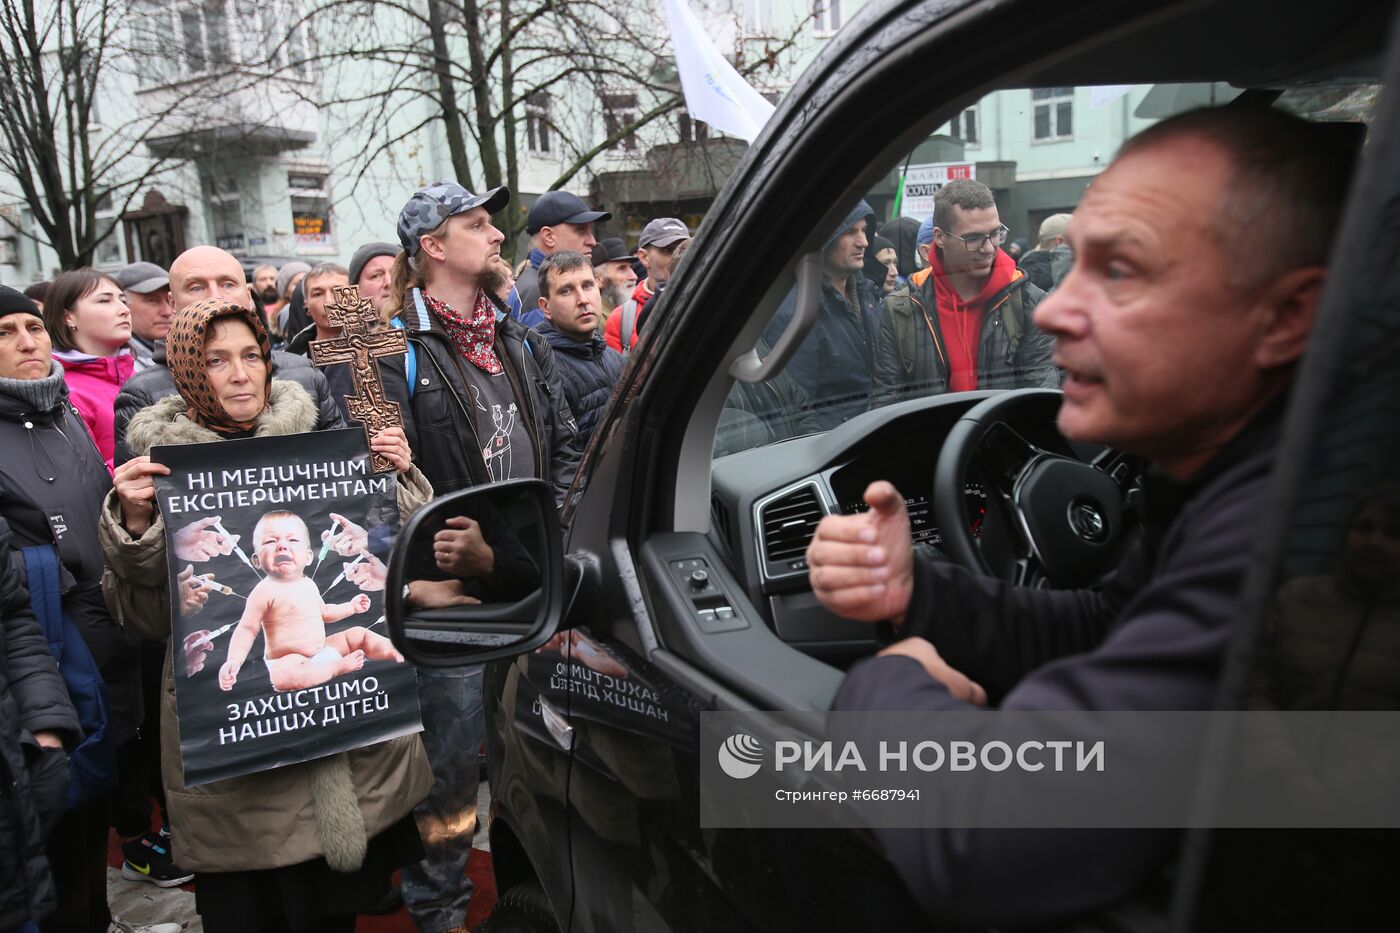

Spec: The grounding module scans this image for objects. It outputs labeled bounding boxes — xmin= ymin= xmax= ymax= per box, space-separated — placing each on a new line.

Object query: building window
xmin=526 ymin=93 xmax=552 ymax=155
xmin=744 ymin=0 xmax=777 ymax=36
xmin=175 ymin=1 xmax=232 ymax=75
xmin=0 ymin=237 xmax=18 ymax=267
xmin=289 ymin=172 xmax=333 ymax=249
xmin=602 ymin=93 xmax=639 ymax=153
xmin=678 ymin=110 xmax=708 ymax=144
xmin=946 ymin=107 xmax=979 ymax=147
xmin=93 ymin=192 xmax=123 ymax=266
xmin=812 ymin=0 xmax=842 ymax=36
xmin=145 ymin=3 xmax=309 ymax=82
xmin=204 ymin=174 xmax=244 ymax=252
xmin=1032 ymin=87 xmax=1074 ymax=141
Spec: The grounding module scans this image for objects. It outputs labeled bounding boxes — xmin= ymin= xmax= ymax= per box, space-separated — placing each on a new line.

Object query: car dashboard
xmin=709 ymin=392 xmax=1067 ymax=662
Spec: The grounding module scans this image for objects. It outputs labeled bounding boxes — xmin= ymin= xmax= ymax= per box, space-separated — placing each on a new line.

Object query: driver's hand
xmin=878 ymin=637 xmax=986 ymax=706
xmin=807 ymin=481 xmax=914 ymax=626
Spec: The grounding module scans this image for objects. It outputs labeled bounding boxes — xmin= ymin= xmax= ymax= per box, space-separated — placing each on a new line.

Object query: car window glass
xmin=1188 ymin=86 xmax=1398 ymax=926
xmin=711 ymin=82 xmax=1382 ymax=460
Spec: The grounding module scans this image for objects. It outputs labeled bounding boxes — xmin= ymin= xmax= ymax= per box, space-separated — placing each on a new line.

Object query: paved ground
xmin=108 ymin=783 xmax=493 ymax=931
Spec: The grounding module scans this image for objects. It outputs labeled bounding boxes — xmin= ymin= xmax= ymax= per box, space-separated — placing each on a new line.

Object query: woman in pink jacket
xmin=44 ymin=269 xmax=136 ymax=471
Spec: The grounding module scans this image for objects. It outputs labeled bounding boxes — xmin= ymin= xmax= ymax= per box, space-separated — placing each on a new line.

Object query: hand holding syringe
xmin=324 ymin=553 xmax=366 ymax=595
xmin=312 ymin=518 xmax=343 ymax=578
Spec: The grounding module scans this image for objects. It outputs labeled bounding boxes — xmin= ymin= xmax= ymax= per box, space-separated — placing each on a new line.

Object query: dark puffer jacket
xmin=112 ymin=340 xmax=341 ymax=467
xmin=0 ymin=367 xmax=143 ymax=746
xmin=533 ymin=321 xmax=625 ymax=450
xmin=1 ymin=518 xmax=81 ymax=928
xmin=869 ymin=265 xmax=1059 ymax=406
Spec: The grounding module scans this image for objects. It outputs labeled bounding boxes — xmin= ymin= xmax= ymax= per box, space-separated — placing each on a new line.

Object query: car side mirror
xmin=386 ymin=479 xmax=563 ymax=667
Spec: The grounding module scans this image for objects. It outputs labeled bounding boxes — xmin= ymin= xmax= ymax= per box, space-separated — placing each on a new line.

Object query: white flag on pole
xmin=663 ymin=0 xmax=776 ymax=143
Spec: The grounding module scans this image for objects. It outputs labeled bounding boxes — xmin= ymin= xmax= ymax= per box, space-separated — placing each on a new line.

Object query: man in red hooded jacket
xmin=869 ymin=179 xmax=1058 ymax=406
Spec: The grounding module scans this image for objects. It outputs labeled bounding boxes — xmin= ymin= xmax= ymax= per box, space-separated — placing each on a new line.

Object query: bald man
xmin=169 ymin=245 xmax=258 ymax=312
xmin=112 ymin=246 xmax=342 ymax=466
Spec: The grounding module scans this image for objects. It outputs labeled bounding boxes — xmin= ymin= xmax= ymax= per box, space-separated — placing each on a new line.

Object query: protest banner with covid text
xmin=153 ymin=428 xmax=421 ymax=786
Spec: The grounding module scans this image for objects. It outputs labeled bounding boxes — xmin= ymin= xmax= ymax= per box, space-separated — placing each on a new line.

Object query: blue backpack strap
xmin=390 ymin=315 xmax=417 ymax=398
xmin=21 ymin=545 xmax=115 ymax=810
xmin=20 ymin=545 xmax=64 ymax=649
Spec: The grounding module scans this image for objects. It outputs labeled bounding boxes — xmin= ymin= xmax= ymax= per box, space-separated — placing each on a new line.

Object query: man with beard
xmin=252 ymin=264 xmax=279 ymax=309
xmin=870 ymin=179 xmax=1058 ymax=406
xmin=384 ymin=180 xmax=581 ymax=933
xmin=592 ymin=237 xmax=638 ymax=332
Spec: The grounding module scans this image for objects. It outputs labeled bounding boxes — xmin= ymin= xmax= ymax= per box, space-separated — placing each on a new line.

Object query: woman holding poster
xmin=98 ymin=297 xmax=434 ymax=933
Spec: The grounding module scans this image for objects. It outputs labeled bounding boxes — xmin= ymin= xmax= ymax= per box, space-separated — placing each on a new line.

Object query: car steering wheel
xmin=932 ymin=389 xmax=1137 ymax=588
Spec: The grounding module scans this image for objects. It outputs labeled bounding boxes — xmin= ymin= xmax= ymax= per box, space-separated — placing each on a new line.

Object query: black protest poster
xmin=152 ymin=429 xmax=421 ymax=787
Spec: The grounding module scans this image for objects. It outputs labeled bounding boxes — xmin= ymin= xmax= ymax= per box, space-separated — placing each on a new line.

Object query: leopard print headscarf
xmin=165 ymin=298 xmax=274 ymax=434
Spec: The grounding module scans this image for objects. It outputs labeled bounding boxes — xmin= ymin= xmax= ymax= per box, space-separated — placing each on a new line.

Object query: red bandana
xmin=422 ymin=289 xmax=503 ymax=375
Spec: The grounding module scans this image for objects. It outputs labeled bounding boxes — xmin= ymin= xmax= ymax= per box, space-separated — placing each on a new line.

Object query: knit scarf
xmin=422 ymin=290 xmax=503 ymax=375
xmin=0 ymin=360 xmax=68 ymax=413
xmin=165 ymin=298 xmax=274 ymax=434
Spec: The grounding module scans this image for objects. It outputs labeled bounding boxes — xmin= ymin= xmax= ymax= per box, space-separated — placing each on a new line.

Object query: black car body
xmin=388 ymin=0 xmax=1400 ymax=929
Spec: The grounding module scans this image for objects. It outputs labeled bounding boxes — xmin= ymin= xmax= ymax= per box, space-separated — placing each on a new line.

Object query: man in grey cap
xmin=387 ymin=179 xmax=581 ymax=933
xmin=592 ymin=237 xmax=637 ymax=331
xmin=116 ymin=261 xmax=172 ymax=371
xmin=604 ymin=217 xmax=689 ymax=352
xmin=348 ymin=241 xmax=401 ymax=315
xmin=514 ymin=190 xmax=611 ymax=325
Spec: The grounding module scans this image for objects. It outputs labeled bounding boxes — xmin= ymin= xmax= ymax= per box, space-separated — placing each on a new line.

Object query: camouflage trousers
xmin=401 ymin=665 xmax=485 ymax=932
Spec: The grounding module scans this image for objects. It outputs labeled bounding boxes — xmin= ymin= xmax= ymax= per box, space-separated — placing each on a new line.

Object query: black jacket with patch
xmin=398 ymin=294 xmax=582 ymax=505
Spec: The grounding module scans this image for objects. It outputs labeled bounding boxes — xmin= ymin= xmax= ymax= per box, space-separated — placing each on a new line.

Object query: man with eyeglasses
xmin=870 ymin=179 xmax=1058 ymax=405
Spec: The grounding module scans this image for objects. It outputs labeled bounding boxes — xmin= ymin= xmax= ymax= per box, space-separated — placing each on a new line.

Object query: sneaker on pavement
xmin=108 ymin=921 xmax=184 ymax=933
xmin=121 ymin=830 xmax=194 ymax=887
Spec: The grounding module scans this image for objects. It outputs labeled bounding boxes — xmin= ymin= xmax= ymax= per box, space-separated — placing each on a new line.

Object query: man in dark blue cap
xmin=514 ymin=190 xmax=611 ymax=325
xmin=760 ymin=200 xmax=882 ymax=430
xmin=386 ymin=179 xmax=582 ymax=933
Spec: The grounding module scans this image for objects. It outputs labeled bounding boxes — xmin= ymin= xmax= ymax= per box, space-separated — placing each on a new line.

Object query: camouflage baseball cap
xmin=397 ymin=181 xmax=511 ymax=256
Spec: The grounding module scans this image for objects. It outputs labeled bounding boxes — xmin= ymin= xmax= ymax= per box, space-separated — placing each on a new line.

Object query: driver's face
xmin=1034 ymin=139 xmax=1281 ymax=475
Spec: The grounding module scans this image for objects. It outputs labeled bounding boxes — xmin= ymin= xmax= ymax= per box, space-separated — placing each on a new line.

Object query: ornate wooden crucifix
xmin=309 ymin=285 xmax=409 ymax=474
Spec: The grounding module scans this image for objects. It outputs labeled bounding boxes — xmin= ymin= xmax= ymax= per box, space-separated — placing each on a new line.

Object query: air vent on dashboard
xmin=759 ymin=483 xmax=825 ymax=575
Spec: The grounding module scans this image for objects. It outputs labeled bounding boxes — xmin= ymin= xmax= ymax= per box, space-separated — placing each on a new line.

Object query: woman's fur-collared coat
xmin=99 ymin=380 xmax=433 ymax=873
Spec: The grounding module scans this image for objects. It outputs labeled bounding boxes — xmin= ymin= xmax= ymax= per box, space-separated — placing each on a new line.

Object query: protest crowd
xmin=0 ymin=99 xmax=1362 ymax=933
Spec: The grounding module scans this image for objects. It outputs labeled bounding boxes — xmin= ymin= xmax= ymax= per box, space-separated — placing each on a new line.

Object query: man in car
xmin=807 ymin=107 xmax=1352 ymax=925
xmin=870 ymin=179 xmax=1058 ymax=406
xmin=514 ymin=190 xmax=610 ymax=325
xmin=388 ymin=180 xmax=582 ymax=933
xmin=760 ymin=201 xmax=882 ymax=429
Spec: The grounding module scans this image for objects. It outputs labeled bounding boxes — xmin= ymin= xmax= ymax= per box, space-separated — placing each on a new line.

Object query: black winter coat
xmin=0 ymin=375 xmax=143 ymax=746
xmin=834 ymin=409 xmax=1281 ymax=927
xmin=533 ymin=322 xmax=624 ymax=450
xmin=1 ymin=518 xmax=81 ymax=927
xmin=869 ymin=267 xmax=1059 ymax=407
xmin=112 ymin=341 xmax=342 ymax=467
xmin=398 ymin=295 xmax=582 ymax=505
xmin=760 ymin=275 xmax=882 ymax=431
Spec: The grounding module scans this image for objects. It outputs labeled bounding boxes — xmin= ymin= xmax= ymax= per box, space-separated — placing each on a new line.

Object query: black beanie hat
xmin=0 ymin=285 xmax=42 ymax=319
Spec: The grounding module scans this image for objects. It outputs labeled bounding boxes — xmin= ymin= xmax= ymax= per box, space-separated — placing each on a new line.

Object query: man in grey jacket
xmin=809 ymin=108 xmax=1353 ymax=926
